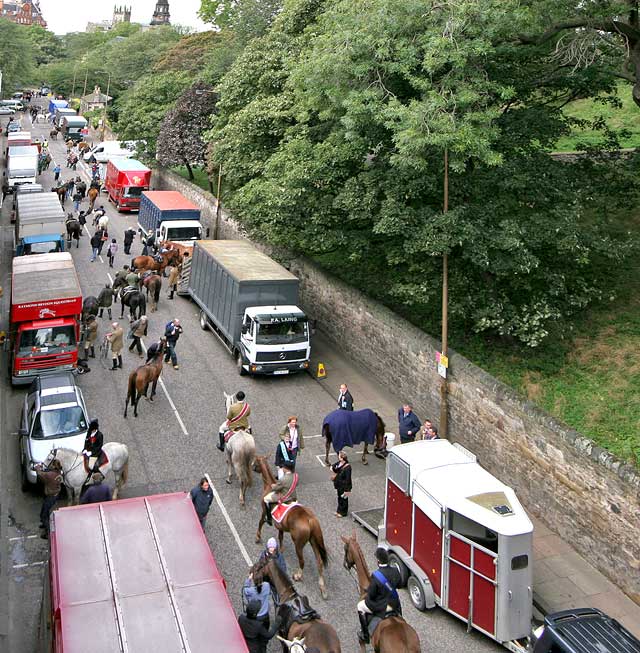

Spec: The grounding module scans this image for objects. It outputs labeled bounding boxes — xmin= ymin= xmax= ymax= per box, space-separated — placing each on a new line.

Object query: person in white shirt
xmin=279 ymin=416 xmax=304 ymax=468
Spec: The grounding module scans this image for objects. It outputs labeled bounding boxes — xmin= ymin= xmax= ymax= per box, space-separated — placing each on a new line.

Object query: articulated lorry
xmin=138 ymin=191 xmax=202 ymax=245
xmin=61 ymin=115 xmax=88 ymax=143
xmin=181 ymin=240 xmax=311 ymax=376
xmin=15 ymin=193 xmax=66 ymax=255
xmin=10 ymin=253 xmax=82 ymax=385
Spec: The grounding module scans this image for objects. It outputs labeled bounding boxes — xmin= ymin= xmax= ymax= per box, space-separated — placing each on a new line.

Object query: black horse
xmin=119 ymin=287 xmax=146 ymax=321
xmin=65 ymin=214 xmax=82 ymax=248
xmin=82 ymin=296 xmax=99 ymax=323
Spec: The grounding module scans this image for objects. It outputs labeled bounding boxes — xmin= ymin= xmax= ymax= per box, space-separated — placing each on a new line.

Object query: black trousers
xmin=337 ymin=492 xmax=349 ymax=517
xmin=129 ymin=335 xmax=143 ymax=354
xmin=40 ymin=494 xmax=59 ymax=531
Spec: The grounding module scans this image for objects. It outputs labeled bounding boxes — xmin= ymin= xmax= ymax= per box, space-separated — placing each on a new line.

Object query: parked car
xmin=1 ymin=100 xmax=24 ymax=111
xmin=0 ymin=107 xmax=16 ymax=116
xmin=7 ymin=121 xmax=21 ymax=134
xmin=18 ymin=373 xmax=90 ymax=490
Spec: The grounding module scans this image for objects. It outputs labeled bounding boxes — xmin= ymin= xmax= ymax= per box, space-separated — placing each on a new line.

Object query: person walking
xmin=96 ymin=227 xmax=108 ymax=256
xmin=80 ymin=473 xmax=112 ymax=504
xmin=398 ymin=403 xmax=421 ymax=444
xmin=242 ymin=568 xmax=272 ymax=628
xmin=107 ymin=238 xmax=118 ymax=268
xmin=83 ymin=315 xmax=98 ymax=359
xmin=97 ymin=283 xmax=115 ymax=319
xmin=190 ymin=477 xmax=214 ymax=529
xmin=167 ymin=262 xmax=180 ymax=299
xmin=128 ymin=315 xmax=148 ymax=356
xmin=238 ymin=600 xmax=281 ymax=653
xmin=72 ymin=189 xmax=82 ymax=212
xmin=53 ymin=163 xmax=61 ymax=181
xmin=338 ymin=383 xmax=354 ymax=411
xmin=107 ymin=321 xmax=124 ymax=370
xmin=279 ymin=416 xmax=304 ymax=465
xmin=164 ymin=318 xmax=183 ymax=369
xmin=331 ymin=450 xmax=352 ymax=518
xmin=35 ymin=460 xmax=63 ymax=539
xmin=90 ymin=230 xmax=102 ymax=262
xmin=275 ymin=432 xmax=295 ymax=479
xmin=123 ymin=227 xmax=136 ymax=255
xmin=66 ymin=177 xmax=74 ymax=199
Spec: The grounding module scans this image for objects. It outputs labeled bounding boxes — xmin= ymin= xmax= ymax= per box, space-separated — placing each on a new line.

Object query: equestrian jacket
xmin=80 ymin=483 xmax=112 ymax=504
xmin=331 ymin=460 xmax=352 ymax=494
xmin=108 ymin=326 xmax=124 ymax=354
xmin=97 ymin=286 xmax=114 ymax=307
xmin=84 ymin=320 xmax=98 ymax=344
xmin=338 ymin=390 xmax=354 ymax=410
xmin=226 ymin=400 xmax=250 ymax=430
xmin=131 ymin=319 xmax=148 ymax=338
xmin=270 ymin=471 xmax=298 ymax=503
xmin=237 ymin=614 xmax=280 ymax=653
xmin=125 ymin=271 xmax=140 ymax=287
xmin=36 ymin=469 xmax=63 ymax=497
xmin=190 ymin=485 xmax=213 ymax=517
xmin=365 ymin=565 xmax=401 ymax=616
xmin=84 ymin=429 xmax=104 ymax=457
xmin=274 ymin=440 xmax=293 ymax=469
xmin=398 ymin=409 xmax=421 ymax=441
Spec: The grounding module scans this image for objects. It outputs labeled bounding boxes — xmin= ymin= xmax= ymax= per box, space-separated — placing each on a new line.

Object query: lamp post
xmin=96 ymin=71 xmax=112 ymax=142
xmin=439 ymin=148 xmax=449 ymax=439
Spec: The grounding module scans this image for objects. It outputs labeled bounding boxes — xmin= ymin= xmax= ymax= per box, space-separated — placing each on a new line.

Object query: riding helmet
xmin=375 ymin=547 xmax=389 ymax=565
xmin=89 ymin=418 xmax=99 ymax=430
xmin=236 ymin=391 xmax=246 ymax=400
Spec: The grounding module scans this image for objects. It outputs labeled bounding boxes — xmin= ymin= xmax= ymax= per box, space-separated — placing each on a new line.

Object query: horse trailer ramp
xmin=352 ymin=507 xmax=384 ymax=536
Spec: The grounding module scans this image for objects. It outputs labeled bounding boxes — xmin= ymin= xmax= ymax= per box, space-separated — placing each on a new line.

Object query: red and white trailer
xmin=354 ymin=439 xmax=533 ymax=652
xmin=40 ymin=492 xmax=249 ymax=653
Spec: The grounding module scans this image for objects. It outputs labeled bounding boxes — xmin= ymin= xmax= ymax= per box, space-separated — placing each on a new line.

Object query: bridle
xmin=47 ymin=448 xmax=83 ymax=486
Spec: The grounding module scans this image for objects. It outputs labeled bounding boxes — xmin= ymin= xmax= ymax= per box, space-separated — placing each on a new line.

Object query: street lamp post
xmin=439 ymin=148 xmax=450 ymax=439
xmin=97 ymin=71 xmax=112 ymax=142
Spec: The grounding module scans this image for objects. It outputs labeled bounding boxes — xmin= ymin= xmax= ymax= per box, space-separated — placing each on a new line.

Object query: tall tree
xmin=199 ymin=0 xmax=282 ymax=40
xmin=0 ymin=19 xmax=34 ymax=93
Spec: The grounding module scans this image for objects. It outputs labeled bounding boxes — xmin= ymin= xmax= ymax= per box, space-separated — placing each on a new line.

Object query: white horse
xmin=278 ymin=636 xmax=307 ymax=652
xmin=45 ymin=443 xmax=129 ymax=504
xmin=220 ymin=391 xmax=255 ymax=506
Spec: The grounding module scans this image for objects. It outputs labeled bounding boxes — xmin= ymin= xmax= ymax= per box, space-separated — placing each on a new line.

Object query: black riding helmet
xmin=89 ymin=418 xmax=99 ymax=430
xmin=246 ymin=599 xmax=261 ymax=619
xmin=236 ymin=391 xmax=246 ymax=401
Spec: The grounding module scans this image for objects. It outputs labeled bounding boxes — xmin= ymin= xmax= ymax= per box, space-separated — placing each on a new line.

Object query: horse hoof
xmin=362 ymin=459 xmax=368 ymax=466
xmin=292 ymin=571 xmax=302 ymax=582
xmin=321 ymin=589 xmax=328 ymax=600
xmin=255 ymin=536 xmax=261 ymax=544
xmin=225 ymin=478 xmax=232 ymax=485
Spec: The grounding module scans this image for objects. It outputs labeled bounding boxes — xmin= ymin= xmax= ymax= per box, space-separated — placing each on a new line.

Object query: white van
xmin=83 ymin=141 xmax=135 ymax=164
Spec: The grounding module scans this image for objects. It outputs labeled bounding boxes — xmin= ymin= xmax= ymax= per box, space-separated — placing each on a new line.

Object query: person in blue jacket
xmin=398 ymin=403 xmax=421 ymax=444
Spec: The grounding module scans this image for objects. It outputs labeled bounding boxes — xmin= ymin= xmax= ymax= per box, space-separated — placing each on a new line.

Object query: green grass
xmin=173 ymin=166 xmax=214 ymax=192
xmin=556 ymin=85 xmax=640 ymax=151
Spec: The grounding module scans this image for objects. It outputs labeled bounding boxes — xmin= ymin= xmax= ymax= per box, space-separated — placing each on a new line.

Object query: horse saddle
xmin=83 ymin=451 xmax=109 ymax=474
xmin=121 ymin=287 xmax=136 ymax=300
xmin=153 ymin=254 xmax=163 ymax=264
xmin=271 ymin=501 xmax=300 ymax=524
xmin=367 ymin=607 xmax=402 ymax=638
xmin=282 ymin=595 xmax=320 ymax=625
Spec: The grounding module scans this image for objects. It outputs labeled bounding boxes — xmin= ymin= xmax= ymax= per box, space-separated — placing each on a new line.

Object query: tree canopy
xmin=0 ymin=19 xmax=35 ymax=93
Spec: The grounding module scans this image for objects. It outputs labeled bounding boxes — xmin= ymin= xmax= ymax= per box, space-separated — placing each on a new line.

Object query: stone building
xmin=150 ymin=0 xmax=170 ymax=26
xmin=80 ymin=86 xmax=112 ymax=114
xmin=0 ymin=0 xmax=47 ymax=27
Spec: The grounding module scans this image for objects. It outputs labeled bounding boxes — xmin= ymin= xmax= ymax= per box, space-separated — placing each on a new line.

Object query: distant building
xmin=0 ymin=0 xmax=47 ymax=27
xmin=86 ymin=5 xmax=131 ymax=33
xmin=80 ymin=86 xmax=112 ymax=114
xmin=150 ymin=0 xmax=170 ymax=26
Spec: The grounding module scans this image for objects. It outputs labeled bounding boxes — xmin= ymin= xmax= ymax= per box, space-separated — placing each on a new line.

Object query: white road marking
xmin=140 ymin=342 xmax=189 ymax=436
xmin=305 ymin=434 xmax=324 ymax=439
xmin=9 ymin=535 xmax=38 ymax=541
xmin=316 ymin=451 xmax=365 ymax=467
xmin=205 ymin=473 xmax=252 ymax=567
xmin=13 ymin=561 xmax=46 ymax=569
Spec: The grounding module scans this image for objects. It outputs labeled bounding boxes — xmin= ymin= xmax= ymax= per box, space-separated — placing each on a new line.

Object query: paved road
xmin=1 ymin=106 xmax=501 ymax=652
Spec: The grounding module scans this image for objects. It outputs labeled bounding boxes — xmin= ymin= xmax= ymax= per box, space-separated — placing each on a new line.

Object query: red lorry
xmin=105 ymin=158 xmax=151 ymax=212
xmin=40 ymin=493 xmax=249 ymax=653
xmin=10 ymin=252 xmax=82 ymax=385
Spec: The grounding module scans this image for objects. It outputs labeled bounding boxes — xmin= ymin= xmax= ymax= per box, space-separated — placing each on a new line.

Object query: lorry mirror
xmin=18 ymin=428 xmax=27 ymax=437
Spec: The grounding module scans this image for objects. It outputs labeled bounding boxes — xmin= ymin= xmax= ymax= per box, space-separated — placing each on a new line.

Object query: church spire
xmin=150 ymin=0 xmax=170 ymax=26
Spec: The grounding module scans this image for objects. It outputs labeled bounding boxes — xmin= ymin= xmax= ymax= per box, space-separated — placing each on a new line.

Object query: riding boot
xmin=117 ymin=355 xmax=123 ymax=368
xmin=265 ymin=503 xmax=273 ymax=525
xmin=358 ymin=613 xmax=370 ymax=644
xmin=98 ymin=308 xmax=103 ymax=318
xmin=111 ymin=358 xmax=118 ymax=370
xmin=108 ymin=308 xmax=112 ymax=319
xmin=90 ymin=346 xmax=95 ymax=358
xmin=216 ymin=433 xmax=225 ymax=452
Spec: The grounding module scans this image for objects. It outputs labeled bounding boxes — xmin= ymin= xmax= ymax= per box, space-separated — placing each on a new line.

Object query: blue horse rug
xmin=322 ymin=409 xmax=377 ymax=452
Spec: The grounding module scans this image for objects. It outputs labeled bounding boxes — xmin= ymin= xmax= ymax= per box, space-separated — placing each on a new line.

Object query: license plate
xmin=273 ymin=370 xmax=289 ymax=375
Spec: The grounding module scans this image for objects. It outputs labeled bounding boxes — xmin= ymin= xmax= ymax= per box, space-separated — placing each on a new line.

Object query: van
xmin=84 ymin=141 xmax=134 ymax=164
xmin=1 ymin=99 xmax=24 ymax=111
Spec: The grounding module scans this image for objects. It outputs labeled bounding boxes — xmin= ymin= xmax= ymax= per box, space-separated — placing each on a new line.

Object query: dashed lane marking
xmin=9 ymin=535 xmax=38 ymax=542
xmin=205 ymin=473 xmax=252 ymax=567
xmin=315 ymin=451 xmax=365 ymax=467
xmin=13 ymin=561 xmax=46 ymax=569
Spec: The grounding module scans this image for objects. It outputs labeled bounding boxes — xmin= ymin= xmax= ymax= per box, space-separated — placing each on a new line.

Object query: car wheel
xmin=236 ymin=352 xmax=247 ymax=376
xmin=389 ymin=552 xmax=409 ymax=588
xmin=199 ymin=311 xmax=208 ymax=331
xmin=408 ymin=574 xmax=427 ymax=611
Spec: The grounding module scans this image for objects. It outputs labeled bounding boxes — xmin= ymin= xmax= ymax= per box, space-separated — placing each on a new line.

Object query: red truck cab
xmin=105 ymin=158 xmax=151 ymax=212
xmin=10 ymin=253 xmax=82 ymax=385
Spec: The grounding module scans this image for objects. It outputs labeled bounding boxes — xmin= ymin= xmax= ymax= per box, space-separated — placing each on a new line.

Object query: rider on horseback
xmin=357 ymin=547 xmax=402 ymax=644
xmin=217 ymin=391 xmax=251 ymax=452
xmin=82 ymin=418 xmax=105 ymax=475
xmin=263 ymin=460 xmax=298 ymax=525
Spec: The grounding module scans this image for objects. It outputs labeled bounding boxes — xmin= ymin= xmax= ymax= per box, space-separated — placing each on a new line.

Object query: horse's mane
xmin=260 ymin=557 xmax=297 ymax=601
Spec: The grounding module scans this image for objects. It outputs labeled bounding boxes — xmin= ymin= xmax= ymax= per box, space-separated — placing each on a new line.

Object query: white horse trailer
xmin=354 ymin=439 xmax=533 ymax=652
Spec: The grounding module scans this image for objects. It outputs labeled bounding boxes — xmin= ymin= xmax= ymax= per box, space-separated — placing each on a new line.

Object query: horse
xmin=82 ymin=296 xmax=99 ymax=323
xmin=53 ymin=185 xmax=67 ymax=207
xmin=253 ymin=455 xmax=329 ymax=599
xmin=278 ymin=636 xmax=308 ymax=653
xmin=131 ymin=248 xmax=181 ymax=275
xmin=49 ymin=128 xmax=58 ymax=140
xmin=124 ymin=344 xmax=165 ymax=418
xmin=342 ymin=533 xmax=421 ymax=653
xmin=119 ymin=286 xmax=146 ymax=321
xmin=141 ymin=272 xmax=162 ymax=312
xmin=65 ymin=214 xmax=82 ymax=248
xmin=45 ymin=443 xmax=130 ymax=504
xmin=88 ymin=186 xmax=99 ymax=212
xmin=252 ymin=557 xmax=341 ymax=652
xmin=322 ymin=409 xmax=387 ymax=466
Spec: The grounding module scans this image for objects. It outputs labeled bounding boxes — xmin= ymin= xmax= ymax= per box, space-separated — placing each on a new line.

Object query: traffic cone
xmin=317 ymin=362 xmax=326 ymax=378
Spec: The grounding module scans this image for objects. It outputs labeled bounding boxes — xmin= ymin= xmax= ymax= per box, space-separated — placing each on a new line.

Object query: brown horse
xmin=342 ymin=533 xmax=421 ymax=653
xmin=124 ymin=343 xmax=164 ymax=418
xmin=131 ymin=248 xmax=181 ymax=275
xmin=141 ymin=273 xmax=162 ymax=312
xmin=322 ymin=410 xmax=387 ymax=466
xmin=253 ymin=456 xmax=329 ymax=598
xmin=87 ymin=186 xmax=99 ymax=212
xmin=252 ymin=557 xmax=341 ymax=653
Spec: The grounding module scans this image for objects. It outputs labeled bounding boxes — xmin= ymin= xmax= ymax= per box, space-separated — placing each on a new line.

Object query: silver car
xmin=18 ymin=373 xmax=89 ymax=490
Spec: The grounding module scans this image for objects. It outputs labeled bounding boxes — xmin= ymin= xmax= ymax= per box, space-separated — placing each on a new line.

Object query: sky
xmin=39 ymin=0 xmax=208 ymax=35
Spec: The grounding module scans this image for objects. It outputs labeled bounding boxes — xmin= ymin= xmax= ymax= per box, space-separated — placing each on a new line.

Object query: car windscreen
xmin=165 ymin=226 xmax=200 ymax=241
xmin=256 ymin=318 xmax=308 ymax=345
xmin=18 ymin=325 xmax=76 ymax=355
xmin=32 ymin=404 xmax=87 ymax=439
xmin=24 ymin=241 xmax=62 ymax=255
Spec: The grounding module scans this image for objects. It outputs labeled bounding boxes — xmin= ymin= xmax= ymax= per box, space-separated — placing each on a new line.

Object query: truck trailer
xmin=54 ymin=106 xmax=77 ymax=128
xmin=61 ymin=115 xmax=88 ymax=143
xmin=7 ymin=146 xmax=38 ymax=189
xmin=137 ymin=191 xmax=202 ymax=245
xmin=182 ymin=240 xmax=311 ymax=376
xmin=10 ymin=252 xmax=82 ymax=385
xmin=105 ymin=158 xmax=151 ymax=212
xmin=15 ymin=193 xmax=66 ymax=255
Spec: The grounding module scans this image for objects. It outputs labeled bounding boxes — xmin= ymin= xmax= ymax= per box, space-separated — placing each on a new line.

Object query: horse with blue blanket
xmin=322 ymin=409 xmax=386 ymax=466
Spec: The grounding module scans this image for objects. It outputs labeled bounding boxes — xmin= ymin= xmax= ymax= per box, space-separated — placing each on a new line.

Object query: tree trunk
xmin=183 ymin=160 xmax=194 ymax=181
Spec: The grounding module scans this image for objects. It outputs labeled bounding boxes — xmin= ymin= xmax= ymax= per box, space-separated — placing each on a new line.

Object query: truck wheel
xmin=236 ymin=352 xmax=247 ymax=376
xmin=199 ymin=311 xmax=208 ymax=331
xmin=408 ymin=574 xmax=427 ymax=611
xmin=388 ymin=552 xmax=409 ymax=588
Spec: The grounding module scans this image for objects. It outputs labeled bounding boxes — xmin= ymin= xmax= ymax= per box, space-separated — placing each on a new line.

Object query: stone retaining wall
xmin=154 ymin=167 xmax=640 ymax=603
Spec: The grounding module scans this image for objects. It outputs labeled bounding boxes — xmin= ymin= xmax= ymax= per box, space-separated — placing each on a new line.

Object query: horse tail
xmin=153 ymin=279 xmax=160 ymax=303
xmin=120 ymin=458 xmax=129 ymax=485
xmin=130 ymin=257 xmax=136 ymax=270
xmin=309 ymin=515 xmax=329 ymax=567
xmin=140 ymin=293 xmax=147 ymax=315
xmin=127 ymin=371 xmax=137 ymax=406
